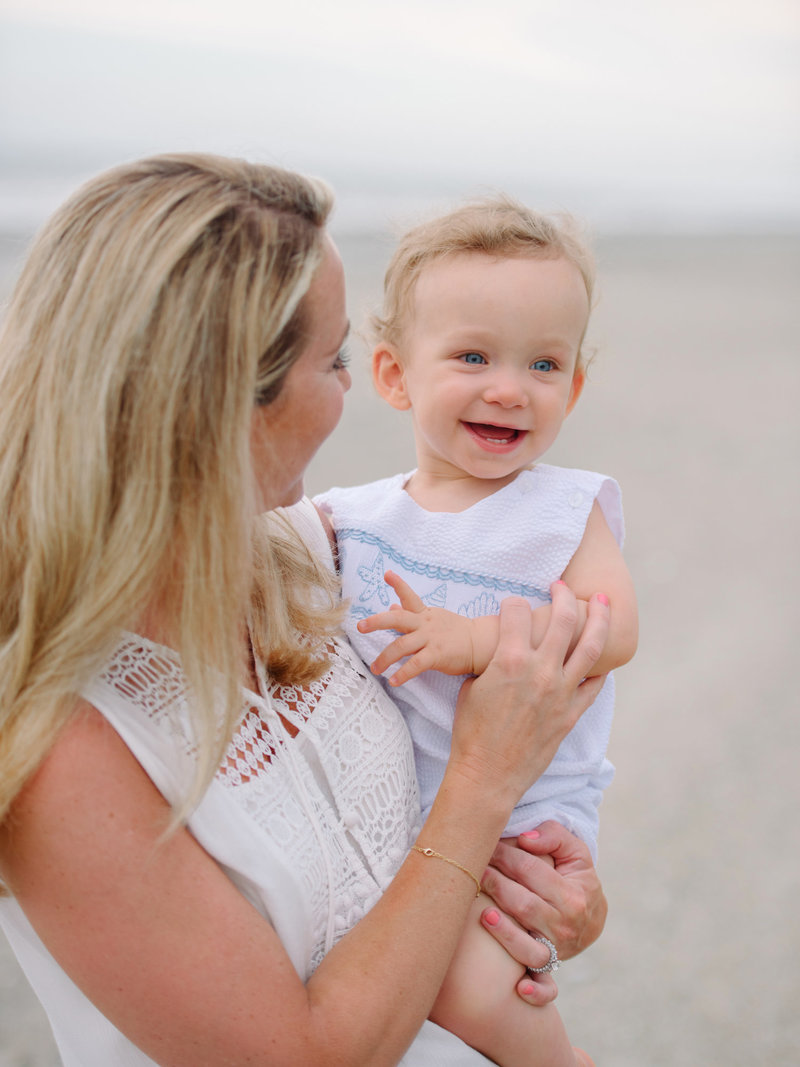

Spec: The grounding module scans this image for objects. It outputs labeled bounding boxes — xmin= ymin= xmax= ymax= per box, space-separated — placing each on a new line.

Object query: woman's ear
xmin=565 ymin=367 xmax=585 ymax=415
xmin=372 ymin=344 xmax=411 ymax=411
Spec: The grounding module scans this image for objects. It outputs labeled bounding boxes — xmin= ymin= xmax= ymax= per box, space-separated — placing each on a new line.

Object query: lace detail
xmin=219 ymin=635 xmax=421 ymax=969
xmin=94 ymin=631 xmax=421 ymax=973
xmin=99 ymin=636 xmax=200 ymax=759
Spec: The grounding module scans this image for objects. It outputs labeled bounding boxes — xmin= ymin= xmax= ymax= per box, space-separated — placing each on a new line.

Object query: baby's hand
xmin=356 ymin=571 xmax=477 ymax=684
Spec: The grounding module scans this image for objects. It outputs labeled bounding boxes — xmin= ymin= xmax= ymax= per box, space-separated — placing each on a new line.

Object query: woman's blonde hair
xmin=372 ymin=194 xmax=596 ymax=367
xmin=0 ymin=153 xmax=340 ymax=833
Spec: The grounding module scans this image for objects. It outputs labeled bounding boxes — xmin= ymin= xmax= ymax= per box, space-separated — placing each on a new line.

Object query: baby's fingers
xmin=385 ymin=650 xmax=436 ymax=686
xmin=357 ymin=609 xmax=420 ymax=636
xmin=383 ymin=570 xmax=426 ymax=612
xmin=369 ymin=633 xmax=426 ymax=677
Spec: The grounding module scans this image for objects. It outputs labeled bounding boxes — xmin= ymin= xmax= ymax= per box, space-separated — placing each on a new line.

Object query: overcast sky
xmin=1 ymin=0 xmax=798 ymax=230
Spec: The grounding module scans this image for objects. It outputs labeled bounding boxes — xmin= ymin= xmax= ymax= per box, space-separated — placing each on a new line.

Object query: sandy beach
xmin=1 ymin=227 xmax=798 ymax=1066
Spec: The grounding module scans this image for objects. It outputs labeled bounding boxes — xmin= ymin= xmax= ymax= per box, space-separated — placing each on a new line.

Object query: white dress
xmin=0 ymin=499 xmax=492 ymax=1066
xmin=317 ymin=464 xmax=625 ymax=859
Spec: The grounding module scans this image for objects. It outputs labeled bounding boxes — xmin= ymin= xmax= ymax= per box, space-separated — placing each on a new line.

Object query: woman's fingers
xmin=450 ymin=585 xmax=609 ymax=807
xmin=516 ymin=970 xmax=558 ymax=1006
xmin=482 ymin=597 xmax=536 ymax=679
xmin=563 ymin=591 xmax=609 ymax=685
xmin=495 ymin=595 xmax=536 ymax=652
xmin=484 ymin=829 xmax=607 ymax=960
xmin=569 ymin=673 xmax=607 ymax=722
xmin=536 ymin=581 xmax=579 ymax=662
xmin=480 ymin=906 xmax=558 ymax=1006
xmin=481 ymin=849 xmax=558 ymax=933
xmin=535 ymin=582 xmax=609 ymax=683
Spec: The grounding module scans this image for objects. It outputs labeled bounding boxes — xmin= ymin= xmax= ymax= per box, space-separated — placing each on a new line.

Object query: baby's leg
xmin=430 ymin=892 xmax=591 ymax=1067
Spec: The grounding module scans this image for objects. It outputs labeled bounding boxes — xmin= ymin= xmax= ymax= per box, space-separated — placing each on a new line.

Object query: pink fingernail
xmin=483 ymin=909 xmax=501 ymax=927
xmin=597 ymin=593 xmax=609 ymax=606
xmin=520 ymin=981 xmax=536 ymax=996
xmin=521 ymin=830 xmax=541 ymax=839
xmin=555 ymin=580 xmax=566 ymax=586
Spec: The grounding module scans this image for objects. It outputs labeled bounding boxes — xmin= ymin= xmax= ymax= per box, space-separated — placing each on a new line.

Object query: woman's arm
xmin=0 ymin=587 xmax=608 ymax=1067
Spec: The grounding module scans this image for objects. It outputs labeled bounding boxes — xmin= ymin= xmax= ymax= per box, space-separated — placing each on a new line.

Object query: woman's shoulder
xmin=271 ymin=496 xmax=333 ymax=561
xmin=0 ymin=697 xmax=168 ymax=890
xmin=314 ymin=472 xmax=411 ymax=520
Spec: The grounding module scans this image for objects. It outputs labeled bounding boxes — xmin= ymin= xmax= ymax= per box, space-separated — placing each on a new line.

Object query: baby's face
xmin=395 ymin=252 xmax=589 ymax=486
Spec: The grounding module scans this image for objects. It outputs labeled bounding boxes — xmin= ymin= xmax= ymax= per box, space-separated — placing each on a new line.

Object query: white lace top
xmin=0 ymin=499 xmax=492 ymax=1066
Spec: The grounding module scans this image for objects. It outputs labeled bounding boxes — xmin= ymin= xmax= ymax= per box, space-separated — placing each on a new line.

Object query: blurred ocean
xmin=1 ymin=186 xmax=799 ymax=1065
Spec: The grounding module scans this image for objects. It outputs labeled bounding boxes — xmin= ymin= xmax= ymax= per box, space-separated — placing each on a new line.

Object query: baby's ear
xmin=372 ymin=344 xmax=411 ymax=411
xmin=565 ymin=367 xmax=585 ymax=415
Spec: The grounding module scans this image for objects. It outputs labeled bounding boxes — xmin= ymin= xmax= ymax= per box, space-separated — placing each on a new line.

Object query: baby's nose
xmin=482 ymin=371 xmax=528 ymax=407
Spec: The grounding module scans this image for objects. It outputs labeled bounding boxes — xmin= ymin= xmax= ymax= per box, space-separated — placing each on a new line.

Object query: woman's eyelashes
xmin=333 ymin=345 xmax=351 ymax=370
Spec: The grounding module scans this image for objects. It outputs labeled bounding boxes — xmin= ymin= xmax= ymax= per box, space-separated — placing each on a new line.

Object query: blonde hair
xmin=0 ymin=153 xmax=341 ymax=837
xmin=373 ymin=194 xmax=595 ymax=366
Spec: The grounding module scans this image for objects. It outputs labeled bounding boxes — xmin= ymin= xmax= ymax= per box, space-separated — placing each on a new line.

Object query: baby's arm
xmin=430 ymin=891 xmax=591 ymax=1067
xmin=560 ymin=501 xmax=638 ymax=674
xmin=357 ymin=570 xmax=503 ymax=685
xmin=360 ymin=502 xmax=637 ymax=683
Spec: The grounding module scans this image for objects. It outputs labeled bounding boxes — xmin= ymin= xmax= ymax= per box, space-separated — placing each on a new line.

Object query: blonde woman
xmin=0 ymin=154 xmax=609 ymax=1066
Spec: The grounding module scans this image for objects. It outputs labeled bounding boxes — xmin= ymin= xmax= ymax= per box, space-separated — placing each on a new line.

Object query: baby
xmin=316 ymin=197 xmax=637 ymax=1067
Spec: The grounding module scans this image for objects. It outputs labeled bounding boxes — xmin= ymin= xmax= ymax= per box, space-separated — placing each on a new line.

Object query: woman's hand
xmin=477 ymin=900 xmax=561 ymax=1007
xmin=481 ymin=823 xmax=607 ymax=961
xmin=447 ymin=583 xmax=610 ymax=811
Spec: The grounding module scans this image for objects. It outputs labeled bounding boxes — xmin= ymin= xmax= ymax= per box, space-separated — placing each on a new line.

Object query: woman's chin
xmin=273 ymin=482 xmax=305 ymax=510
xmin=252 ymin=480 xmax=304 ymax=515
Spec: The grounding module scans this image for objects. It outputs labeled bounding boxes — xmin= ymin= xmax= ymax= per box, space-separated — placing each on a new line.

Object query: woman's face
xmin=250 ymin=236 xmax=351 ymax=511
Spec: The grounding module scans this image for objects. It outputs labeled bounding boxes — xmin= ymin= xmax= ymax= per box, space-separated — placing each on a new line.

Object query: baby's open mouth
xmin=464 ymin=422 xmax=523 ymax=444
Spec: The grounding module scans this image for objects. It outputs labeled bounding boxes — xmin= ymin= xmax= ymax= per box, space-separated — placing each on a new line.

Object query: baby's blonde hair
xmin=0 ymin=153 xmax=340 ymax=835
xmin=372 ymin=194 xmax=595 ymax=367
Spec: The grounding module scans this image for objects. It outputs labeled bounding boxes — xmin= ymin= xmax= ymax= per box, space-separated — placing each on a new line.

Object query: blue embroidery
xmin=423 ymin=584 xmax=447 ymax=608
xmin=356 ymin=550 xmax=391 ymax=606
xmin=458 ymin=592 xmax=501 ymax=618
xmin=337 ymin=528 xmax=551 ymax=601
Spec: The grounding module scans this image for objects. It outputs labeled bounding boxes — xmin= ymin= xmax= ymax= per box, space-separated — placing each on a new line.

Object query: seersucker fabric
xmin=316 ymin=464 xmax=625 ymax=858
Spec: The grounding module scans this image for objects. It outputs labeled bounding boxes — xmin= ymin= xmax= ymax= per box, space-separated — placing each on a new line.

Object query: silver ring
xmin=527 ymin=935 xmax=560 ymax=975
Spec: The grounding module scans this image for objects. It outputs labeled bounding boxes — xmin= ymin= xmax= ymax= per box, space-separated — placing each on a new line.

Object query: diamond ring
xmin=527 ymin=935 xmax=560 ymax=975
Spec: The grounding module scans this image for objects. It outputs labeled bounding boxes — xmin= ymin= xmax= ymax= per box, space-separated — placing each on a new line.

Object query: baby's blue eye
xmin=531 ymin=359 xmax=554 ymax=372
xmin=461 ymin=352 xmax=486 ymax=365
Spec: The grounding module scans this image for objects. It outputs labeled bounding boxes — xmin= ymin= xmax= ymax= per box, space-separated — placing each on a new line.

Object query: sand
xmin=1 ymin=229 xmax=798 ymax=1066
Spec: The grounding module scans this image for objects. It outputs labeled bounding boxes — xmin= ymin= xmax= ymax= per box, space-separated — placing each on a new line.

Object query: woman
xmin=0 ymin=154 xmax=609 ymax=1065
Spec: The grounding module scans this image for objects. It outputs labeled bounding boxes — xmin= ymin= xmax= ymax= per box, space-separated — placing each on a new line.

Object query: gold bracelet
xmin=411 ymin=845 xmax=483 ymax=898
